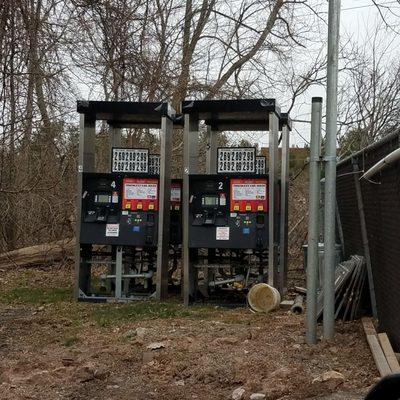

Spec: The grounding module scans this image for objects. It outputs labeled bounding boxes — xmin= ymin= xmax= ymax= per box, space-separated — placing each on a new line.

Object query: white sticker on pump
xmin=216 ymin=227 xmax=230 ymax=240
xmin=124 ymin=182 xmax=158 ymax=200
xmin=232 ymin=183 xmax=266 ymax=200
xmin=219 ymin=193 xmax=226 ymax=206
xmin=106 ymin=224 xmax=120 ymax=237
xmin=170 ymin=187 xmax=181 ymax=202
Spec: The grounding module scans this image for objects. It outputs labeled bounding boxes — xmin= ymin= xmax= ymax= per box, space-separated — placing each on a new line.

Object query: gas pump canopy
xmin=181 ymin=99 xmax=291 ymax=131
xmin=76 ymin=100 xmax=175 ymax=128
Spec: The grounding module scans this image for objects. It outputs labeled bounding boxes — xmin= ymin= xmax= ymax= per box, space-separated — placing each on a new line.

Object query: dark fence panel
xmin=336 ymin=133 xmax=400 ymax=350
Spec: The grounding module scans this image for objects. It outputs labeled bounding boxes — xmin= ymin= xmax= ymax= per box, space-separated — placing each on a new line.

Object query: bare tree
xmin=338 ymin=22 xmax=400 ymax=156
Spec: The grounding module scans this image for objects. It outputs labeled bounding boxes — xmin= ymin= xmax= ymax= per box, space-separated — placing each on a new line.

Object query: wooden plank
xmin=366 ymin=334 xmax=392 ymax=377
xmin=362 ymin=317 xmax=377 ymax=336
xmin=378 ymin=333 xmax=400 ymax=373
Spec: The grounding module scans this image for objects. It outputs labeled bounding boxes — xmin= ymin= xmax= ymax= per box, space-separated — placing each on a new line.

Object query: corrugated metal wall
xmin=336 ymin=133 xmax=400 ymax=350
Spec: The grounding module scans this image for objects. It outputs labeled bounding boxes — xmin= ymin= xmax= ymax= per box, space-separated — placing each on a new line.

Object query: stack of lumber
xmin=317 ymin=255 xmax=366 ymax=321
xmin=334 ymin=255 xmax=366 ymax=321
xmin=0 ymin=238 xmax=75 ymax=269
xmin=362 ymin=317 xmax=400 ymax=377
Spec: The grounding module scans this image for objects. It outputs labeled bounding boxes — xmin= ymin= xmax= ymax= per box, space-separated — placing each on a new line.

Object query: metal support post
xmin=268 ymin=111 xmax=279 ymax=287
xmin=74 ymin=114 xmax=96 ymax=298
xmin=205 ymin=125 xmax=217 ymax=174
xmin=306 ymin=97 xmax=323 ymax=345
xmin=156 ymin=115 xmax=173 ymax=300
xmin=279 ymin=124 xmax=290 ymax=294
xmin=323 ymin=0 xmax=341 ymax=340
xmin=205 ymin=125 xmax=217 ymax=287
xmin=115 ymin=246 xmax=123 ymax=299
xmin=109 ymin=125 xmax=121 ymax=169
xmin=352 ymin=159 xmax=378 ymax=318
xmin=183 ymin=113 xmax=199 ymax=305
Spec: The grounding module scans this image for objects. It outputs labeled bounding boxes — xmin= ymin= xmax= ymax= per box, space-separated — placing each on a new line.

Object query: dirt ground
xmin=0 ymin=265 xmax=377 ymax=400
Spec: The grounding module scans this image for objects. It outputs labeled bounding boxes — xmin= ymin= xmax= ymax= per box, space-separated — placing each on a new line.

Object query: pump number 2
xmin=218 ymin=182 xmax=223 ymax=190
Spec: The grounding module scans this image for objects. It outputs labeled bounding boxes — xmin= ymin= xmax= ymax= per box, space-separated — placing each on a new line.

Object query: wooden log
xmin=362 ymin=318 xmax=392 ymax=377
xmin=378 ymin=333 xmax=400 ymax=373
xmin=0 ymin=238 xmax=75 ymax=269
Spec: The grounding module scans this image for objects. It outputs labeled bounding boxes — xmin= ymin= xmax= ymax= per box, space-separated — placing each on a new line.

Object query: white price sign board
xmin=256 ymin=156 xmax=266 ymax=174
xmin=112 ymin=148 xmax=149 ymax=173
xmin=149 ymin=154 xmax=160 ymax=175
xmin=232 ymin=183 xmax=266 ymax=201
xmin=217 ymin=147 xmax=256 ymax=173
xmin=124 ymin=182 xmax=158 ymax=200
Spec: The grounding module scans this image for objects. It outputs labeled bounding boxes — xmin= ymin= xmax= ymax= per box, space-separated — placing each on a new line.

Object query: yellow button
xmin=137 ymin=203 xmax=143 ymax=209
xmin=257 ymin=205 xmax=264 ymax=211
xmin=149 ymin=203 xmax=154 ymax=210
xmin=125 ymin=203 xmax=131 ymax=209
xmin=246 ymin=204 xmax=251 ymax=211
xmin=234 ymin=204 xmax=240 ymax=211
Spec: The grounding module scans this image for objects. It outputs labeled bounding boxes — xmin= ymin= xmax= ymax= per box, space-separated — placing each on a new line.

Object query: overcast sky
xmin=285 ymin=0 xmax=400 ymax=148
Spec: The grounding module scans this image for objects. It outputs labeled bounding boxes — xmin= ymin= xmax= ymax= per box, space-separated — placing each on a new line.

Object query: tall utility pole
xmin=323 ymin=0 xmax=341 ymax=340
xmin=306 ymin=97 xmax=322 ymax=345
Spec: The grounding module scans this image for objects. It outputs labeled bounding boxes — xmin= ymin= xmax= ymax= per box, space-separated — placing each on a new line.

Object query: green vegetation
xmin=0 ymin=287 xmax=73 ymax=304
xmin=0 ymin=286 xmax=219 ymax=327
xmin=63 ymin=335 xmax=80 ymax=347
xmin=0 ymin=286 xmax=250 ymax=325
xmin=92 ymin=301 xmax=194 ymax=327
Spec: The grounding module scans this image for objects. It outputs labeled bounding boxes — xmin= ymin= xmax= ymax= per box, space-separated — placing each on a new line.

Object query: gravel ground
xmin=0 ymin=265 xmax=377 ymax=400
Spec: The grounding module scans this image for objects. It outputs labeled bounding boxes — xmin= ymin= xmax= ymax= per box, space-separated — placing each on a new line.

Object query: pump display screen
xmin=202 ymin=195 xmax=219 ymax=207
xmin=95 ymin=194 xmax=110 ymax=203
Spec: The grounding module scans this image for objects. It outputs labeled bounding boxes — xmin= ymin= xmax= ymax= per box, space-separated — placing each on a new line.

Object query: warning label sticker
xmin=232 ymin=183 xmax=266 ymax=201
xmin=124 ymin=183 xmax=158 ymax=200
xmin=216 ymin=227 xmax=230 ymax=240
xmin=106 ymin=224 xmax=120 ymax=237
xmin=170 ymin=187 xmax=181 ymax=202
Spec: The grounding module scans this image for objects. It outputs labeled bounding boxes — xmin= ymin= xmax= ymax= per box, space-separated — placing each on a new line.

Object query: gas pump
xmin=76 ymin=101 xmax=174 ymax=301
xmin=181 ymin=99 xmax=291 ymax=304
xmin=187 ymin=162 xmax=269 ymax=299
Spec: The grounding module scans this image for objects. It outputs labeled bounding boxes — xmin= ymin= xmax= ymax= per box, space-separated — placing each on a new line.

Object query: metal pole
xmin=182 ymin=113 xmax=199 ymax=305
xmin=279 ymin=124 xmax=290 ymax=294
xmin=268 ymin=112 xmax=279 ymax=287
xmin=74 ymin=114 xmax=95 ymax=298
xmin=306 ymin=97 xmax=322 ymax=345
xmin=205 ymin=125 xmax=217 ymax=174
xmin=323 ymin=0 xmax=341 ymax=340
xmin=352 ymin=159 xmax=378 ymax=318
xmin=205 ymin=125 xmax=217 ymax=288
xmin=156 ymin=115 xmax=173 ymax=300
xmin=109 ymin=125 xmax=121 ymax=170
xmin=115 ymin=246 xmax=123 ymax=299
